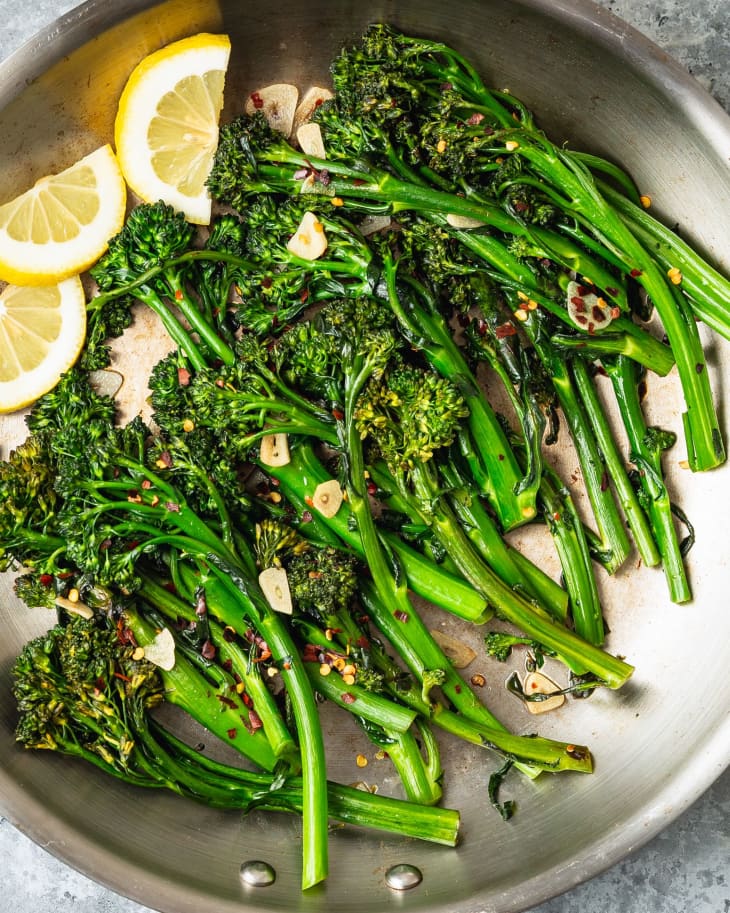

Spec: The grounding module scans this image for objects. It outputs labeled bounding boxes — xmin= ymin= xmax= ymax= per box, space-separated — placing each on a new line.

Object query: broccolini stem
xmin=606 ymin=356 xmax=692 ymax=603
xmin=597 ymin=179 xmax=730 ymax=340
xmin=265 ymin=441 xmax=490 ymax=622
xmin=508 ymin=137 xmax=725 ymax=471
xmin=204 ymin=566 xmax=330 ymax=890
xmin=514 ymin=307 xmax=632 ymax=577
xmin=571 ymin=357 xmax=660 ymax=570
xmin=358 ymin=583 xmax=593 ymax=773
xmin=156 ymin=725 xmax=461 ymax=846
xmin=122 ymin=604 xmax=278 ymax=771
xmin=138 ymin=572 xmax=299 ymax=763
xmin=381 ymin=255 xmax=536 ymax=529
xmin=405 ymin=461 xmax=632 ymax=680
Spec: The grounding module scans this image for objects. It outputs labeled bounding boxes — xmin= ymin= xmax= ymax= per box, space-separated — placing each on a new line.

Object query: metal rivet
xmin=385 ymin=863 xmax=423 ymax=891
xmin=240 ymin=860 xmax=276 ymax=887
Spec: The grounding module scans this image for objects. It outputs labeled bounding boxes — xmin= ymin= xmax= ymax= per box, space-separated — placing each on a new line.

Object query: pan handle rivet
xmin=385 ymin=863 xmax=423 ymax=890
xmin=240 ymin=860 xmax=276 ymax=887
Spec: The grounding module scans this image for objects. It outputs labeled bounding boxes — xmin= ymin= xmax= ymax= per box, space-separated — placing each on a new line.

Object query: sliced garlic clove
xmin=446 ymin=213 xmax=486 ymax=229
xmin=245 ymin=83 xmax=299 ymax=135
xmin=290 ymin=85 xmax=334 ymax=138
xmin=566 ymin=279 xmax=614 ymax=332
xmin=142 ymin=627 xmax=176 ymax=671
xmin=55 ymin=595 xmax=94 ymax=620
xmin=88 ymin=368 xmax=124 ymax=399
xmin=296 ymin=122 xmax=326 ymax=159
xmin=523 ymin=670 xmax=565 ymax=714
xmin=259 ymin=433 xmax=290 ymax=467
xmin=286 ymin=210 xmax=328 ymax=260
xmin=312 ymin=479 xmax=344 ymax=518
xmin=430 ymin=628 xmax=477 ymax=668
xmin=259 ymin=567 xmax=293 ymax=615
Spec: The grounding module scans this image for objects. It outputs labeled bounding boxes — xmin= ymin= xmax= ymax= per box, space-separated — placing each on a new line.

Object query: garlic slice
xmin=523 ymin=670 xmax=565 ymax=714
xmin=312 ymin=479 xmax=344 ymax=518
xmin=245 ymin=83 xmax=299 ymax=135
xmin=286 ymin=210 xmax=328 ymax=260
xmin=141 ymin=627 xmax=176 ymax=671
xmin=296 ymin=122 xmax=326 ymax=159
xmin=259 ymin=433 xmax=291 ymax=467
xmin=259 ymin=567 xmax=293 ymax=615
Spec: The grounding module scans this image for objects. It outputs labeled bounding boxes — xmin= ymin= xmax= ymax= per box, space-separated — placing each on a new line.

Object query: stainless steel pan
xmin=1 ymin=2 xmax=729 ymax=912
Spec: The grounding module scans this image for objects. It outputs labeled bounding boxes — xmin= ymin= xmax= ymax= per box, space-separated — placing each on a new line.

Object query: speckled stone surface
xmin=0 ymin=2 xmax=728 ymax=912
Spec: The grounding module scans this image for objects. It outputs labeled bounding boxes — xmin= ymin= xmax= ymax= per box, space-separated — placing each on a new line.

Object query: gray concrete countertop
xmin=0 ymin=2 xmax=728 ymax=912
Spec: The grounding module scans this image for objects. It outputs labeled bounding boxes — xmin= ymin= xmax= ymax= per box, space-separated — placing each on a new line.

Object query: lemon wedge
xmin=0 ymin=276 xmax=87 ymax=413
xmin=114 ymin=33 xmax=231 ymax=225
xmin=0 ymin=145 xmax=126 ymax=286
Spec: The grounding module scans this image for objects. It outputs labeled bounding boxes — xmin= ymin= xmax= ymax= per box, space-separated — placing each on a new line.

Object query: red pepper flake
xmin=629 ymin=268 xmax=643 ymax=278
xmin=592 ymin=305 xmax=606 ymax=323
xmin=356 ymin=635 xmax=370 ymax=649
xmin=366 ymin=481 xmax=378 ymax=496
xmin=250 ymin=91 xmax=264 ymax=109
xmin=141 ymin=479 xmax=152 ymax=490
xmin=301 ymin=510 xmax=313 ymax=524
xmin=157 ymin=450 xmax=173 ymax=468
xmin=352 ymin=178 xmax=366 ymax=187
xmin=394 ymin=610 xmax=409 ymax=623
xmin=588 ymin=322 xmax=595 ymax=334
xmin=217 ymin=693 xmax=237 ymax=709
xmin=174 ymin=289 xmax=184 ymax=301
xmin=495 ymin=322 xmax=517 ymax=338
xmin=341 ymin=692 xmax=356 ymax=705
xmin=202 ymin=640 xmax=216 ymax=660
xmin=605 ymin=286 xmax=619 ymax=296
xmin=332 ymin=408 xmax=345 ymax=420
xmin=498 ymin=453 xmax=505 ymax=461
xmin=577 ymin=284 xmax=593 ymax=296
xmin=215 ymin=377 xmax=226 ymax=388
xmin=127 ymin=492 xmax=143 ymax=504
xmin=261 ymin=276 xmax=273 ymax=289
xmin=227 ymin=728 xmax=238 ymax=739
xmin=454 ymin=684 xmax=462 ymax=693
xmin=222 ymin=658 xmax=233 ymax=672
xmin=611 ymin=306 xmax=621 ymax=319
xmin=571 ymin=296 xmax=586 ymax=313
xmin=247 ymin=709 xmax=263 ymax=732
xmin=304 ymin=495 xmax=314 ymax=507
xmin=466 ymin=112 xmax=484 ymax=125
xmin=293 ymin=168 xmax=309 ymax=180
xmin=513 ymin=200 xmax=529 ymax=213
xmin=575 ymin=314 xmax=588 ymax=325
xmin=165 ymin=501 xmax=181 ymax=513
xmin=100 ymin=538 xmax=112 ymax=551
xmin=696 ymin=362 xmax=705 ymax=374
xmin=39 ymin=574 xmax=53 ymax=586
xmin=600 ymin=471 xmax=609 ymax=492
xmin=302 ymin=643 xmax=321 ymax=663
xmin=300 ymin=288 xmax=310 ymax=304
xmin=177 ymin=367 xmax=191 ymax=386
xmin=113 ymin=671 xmax=132 ymax=683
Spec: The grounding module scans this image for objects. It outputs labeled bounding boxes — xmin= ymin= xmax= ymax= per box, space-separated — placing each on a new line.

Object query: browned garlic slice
xmin=430 ymin=628 xmax=477 ymax=668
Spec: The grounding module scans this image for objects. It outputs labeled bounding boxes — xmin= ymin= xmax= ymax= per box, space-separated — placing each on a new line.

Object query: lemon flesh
xmin=0 ymin=277 xmax=87 ymax=413
xmin=0 ymin=145 xmax=126 ymax=286
xmin=114 ymin=33 xmax=231 ymax=225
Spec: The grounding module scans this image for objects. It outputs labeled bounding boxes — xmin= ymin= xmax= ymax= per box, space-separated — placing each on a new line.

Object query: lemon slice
xmin=114 ymin=33 xmax=231 ymax=225
xmin=0 ymin=276 xmax=86 ymax=413
xmin=0 ymin=145 xmax=126 ymax=286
